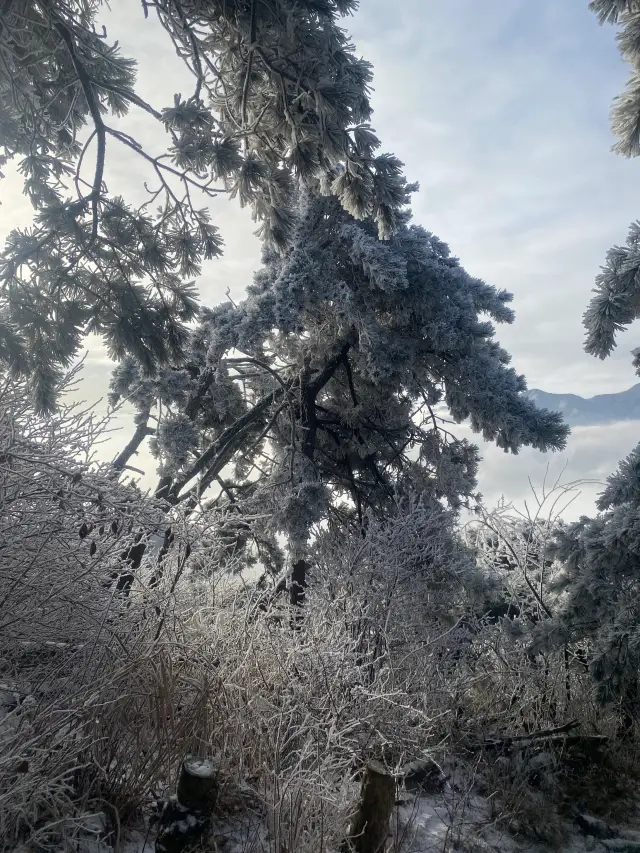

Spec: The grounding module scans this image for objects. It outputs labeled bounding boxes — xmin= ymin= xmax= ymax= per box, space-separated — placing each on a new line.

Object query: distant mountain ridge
xmin=527 ymin=384 xmax=640 ymax=426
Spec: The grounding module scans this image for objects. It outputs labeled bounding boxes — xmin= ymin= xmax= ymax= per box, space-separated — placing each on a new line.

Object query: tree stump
xmin=343 ymin=761 xmax=396 ymax=853
xmin=156 ymin=757 xmax=219 ymax=853
xmin=177 ymin=757 xmax=219 ymax=813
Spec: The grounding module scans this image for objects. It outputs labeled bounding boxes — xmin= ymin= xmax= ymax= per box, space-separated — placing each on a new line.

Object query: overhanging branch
xmin=162 ymin=381 xmax=291 ymax=503
xmin=112 ymin=411 xmax=153 ymax=473
xmin=154 ymin=335 xmax=355 ymax=504
xmin=53 ymin=16 xmax=106 ymax=242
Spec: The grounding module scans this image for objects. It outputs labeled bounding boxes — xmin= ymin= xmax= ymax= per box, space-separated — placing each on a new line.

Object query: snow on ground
xmin=394 ymin=791 xmax=640 ymax=853
xmin=395 ymin=791 xmax=517 ymax=852
xmin=69 ymin=789 xmax=640 ymax=853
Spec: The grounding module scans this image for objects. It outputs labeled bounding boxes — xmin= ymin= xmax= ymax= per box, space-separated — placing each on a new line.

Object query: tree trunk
xmin=289 ymin=558 xmax=307 ymax=630
xmin=342 ymin=761 xmax=395 ymax=853
xmin=177 ymin=757 xmax=219 ymax=813
xmin=618 ymin=675 xmax=639 ymax=741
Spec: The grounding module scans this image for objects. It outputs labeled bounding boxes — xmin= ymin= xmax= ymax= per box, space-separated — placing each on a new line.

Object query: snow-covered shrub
xmin=0 ymin=368 xmax=443 ymax=850
xmin=2 ymin=369 xmax=619 ymax=852
xmin=0 ymin=371 xmax=472 ymax=851
xmin=310 ymin=496 xmax=489 ymax=725
xmin=165 ymin=505 xmax=481 ymax=853
xmin=460 ymin=482 xmax=604 ymax=736
xmin=0 ymin=369 xmax=184 ymax=846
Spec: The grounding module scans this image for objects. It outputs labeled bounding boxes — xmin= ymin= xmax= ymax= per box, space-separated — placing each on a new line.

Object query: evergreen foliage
xmin=1 ymin=7 xmax=627 ymax=848
xmin=1 ymin=0 xmax=571 ymax=618
xmin=541 ymin=455 xmax=640 ymax=720
xmin=0 ymin=0 xmax=405 ymax=411
xmin=584 ymin=1 xmax=640 ymax=359
xmin=2 ymin=0 xmax=571 ymax=690
xmin=110 ymin=187 xmax=568 ymax=567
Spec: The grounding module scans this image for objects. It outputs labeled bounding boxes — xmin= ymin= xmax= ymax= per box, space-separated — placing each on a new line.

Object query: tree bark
xmin=176 ymin=757 xmax=219 ymax=813
xmin=618 ymin=674 xmax=639 ymax=740
xmin=289 ymin=558 xmax=308 ymax=630
xmin=343 ymin=761 xmax=395 ymax=853
xmin=112 ymin=411 xmax=153 ymax=472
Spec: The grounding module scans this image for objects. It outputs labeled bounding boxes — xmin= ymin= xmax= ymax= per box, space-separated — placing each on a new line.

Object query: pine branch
xmin=162 ymin=382 xmax=291 ymax=503
xmin=199 ymin=401 xmax=286 ymax=495
xmin=184 ymin=368 xmax=214 ymax=420
xmin=300 ymin=340 xmax=352 ymax=459
xmin=342 ymin=351 xmax=359 ymax=407
xmin=53 ymin=17 xmax=106 ymax=243
xmin=225 ymin=356 xmax=291 ymax=395
xmin=161 ymin=0 xmax=204 ymax=100
xmin=159 ymin=338 xmax=353 ymax=503
xmin=106 ymin=127 xmax=226 ymax=198
xmin=241 ymin=0 xmax=258 ymax=129
xmin=96 ymin=81 xmax=163 ymax=120
xmin=306 ymin=338 xmax=354 ymax=397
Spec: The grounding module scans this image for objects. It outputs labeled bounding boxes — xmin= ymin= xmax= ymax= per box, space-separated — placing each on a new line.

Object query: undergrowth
xmin=1 ymin=380 xmax=639 ymax=853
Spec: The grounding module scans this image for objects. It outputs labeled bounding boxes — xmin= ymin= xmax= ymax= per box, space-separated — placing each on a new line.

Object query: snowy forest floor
xmin=67 ymin=783 xmax=640 ymax=853
xmin=56 ymin=753 xmax=640 ymax=853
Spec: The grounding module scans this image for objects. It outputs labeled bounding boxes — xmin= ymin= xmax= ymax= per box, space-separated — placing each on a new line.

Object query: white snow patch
xmin=34 ymin=786 xmax=640 ymax=853
xmin=183 ymin=757 xmax=218 ymax=778
xmin=393 ymin=792 xmax=640 ymax=853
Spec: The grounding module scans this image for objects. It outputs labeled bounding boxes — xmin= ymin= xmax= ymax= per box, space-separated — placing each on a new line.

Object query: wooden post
xmin=177 ymin=757 xmax=219 ymax=813
xmin=343 ymin=761 xmax=395 ymax=853
xmin=156 ymin=757 xmax=219 ymax=853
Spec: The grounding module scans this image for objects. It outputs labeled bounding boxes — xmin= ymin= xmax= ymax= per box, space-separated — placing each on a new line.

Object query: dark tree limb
xmin=300 ymin=340 xmax=352 ymax=460
xmin=53 ymin=17 xmax=106 ymax=242
xmin=306 ymin=339 xmax=353 ymax=398
xmin=184 ymin=368 xmax=213 ymax=420
xmin=475 ymin=719 xmax=586 ymax=752
xmin=161 ymin=382 xmax=291 ymax=503
xmin=343 ymin=351 xmax=359 ymax=407
xmin=159 ymin=336 xmax=353 ymax=504
xmin=112 ymin=411 xmax=153 ymax=472
xmin=289 ymin=558 xmax=307 ymax=630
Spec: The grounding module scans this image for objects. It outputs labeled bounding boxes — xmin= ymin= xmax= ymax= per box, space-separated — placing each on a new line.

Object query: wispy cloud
xmin=458 ymin=420 xmax=640 ymax=518
xmin=350 ymin=0 xmax=640 ymax=395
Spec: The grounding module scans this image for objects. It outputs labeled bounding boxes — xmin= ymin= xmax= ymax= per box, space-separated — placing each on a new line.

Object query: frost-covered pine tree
xmin=111 ymin=184 xmax=568 ymax=576
xmin=538 ymin=0 xmax=640 ymax=732
xmin=1 ymin=0 xmax=404 ymax=411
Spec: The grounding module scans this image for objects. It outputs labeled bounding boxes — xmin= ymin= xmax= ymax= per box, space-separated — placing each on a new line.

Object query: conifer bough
xmin=0 ymin=0 xmax=406 ymax=412
xmin=111 ymin=189 xmax=569 ymax=564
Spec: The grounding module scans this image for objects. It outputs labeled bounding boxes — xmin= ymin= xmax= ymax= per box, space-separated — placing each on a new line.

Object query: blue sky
xmin=2 ymin=0 xmax=640 ymax=515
